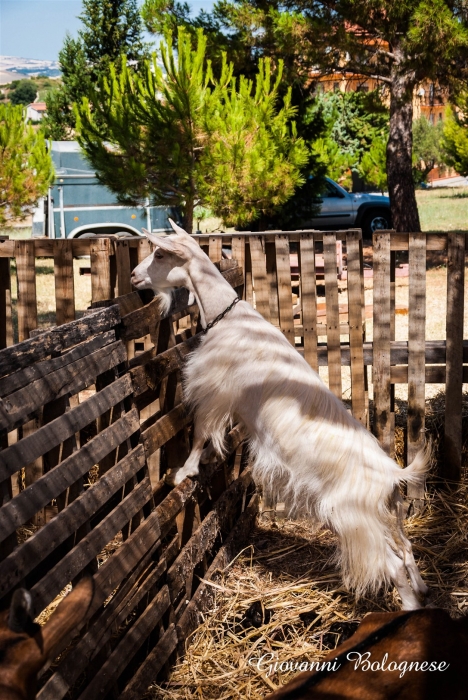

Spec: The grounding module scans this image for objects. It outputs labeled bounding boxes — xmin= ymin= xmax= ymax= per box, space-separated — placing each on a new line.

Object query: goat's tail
xmin=397 ymin=441 xmax=432 ymax=485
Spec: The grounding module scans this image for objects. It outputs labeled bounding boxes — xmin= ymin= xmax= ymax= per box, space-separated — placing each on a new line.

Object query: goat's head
xmin=0 ymin=578 xmax=95 ymax=700
xmin=131 ymin=219 xmax=199 ymax=294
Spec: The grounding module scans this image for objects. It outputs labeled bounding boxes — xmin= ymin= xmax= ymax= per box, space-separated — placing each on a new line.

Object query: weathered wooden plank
xmin=0 ymin=305 xmax=120 ymax=378
xmin=231 ymin=236 xmax=246 ymax=299
xmin=0 ymin=375 xmax=134 ymax=481
xmin=389 ymin=365 xmax=468 ymax=383
xmin=0 ymin=445 xmax=146 ymax=597
xmin=155 ymin=476 xmax=199 ymax=538
xmin=54 ymin=240 xmax=75 ymax=326
xmin=265 ymin=241 xmax=279 ymax=328
xmin=373 ymin=231 xmax=392 ymax=454
xmin=77 ymin=586 xmax=171 ymax=700
xmin=131 ymin=334 xmax=201 ymax=395
xmin=0 ymin=331 xmax=115 ymax=397
xmin=346 ymin=230 xmax=366 ymax=424
xmin=30 ymin=477 xmax=153 ymax=613
xmin=141 ymin=404 xmax=191 ymax=459
xmin=323 ymin=233 xmax=342 ymax=397
xmin=444 ymin=232 xmax=465 ymax=482
xmin=275 ymin=235 xmax=295 ymax=345
xmin=119 ymin=624 xmax=178 ymax=700
xmin=16 ymin=240 xmax=38 ymax=342
xmin=208 ymin=235 xmax=222 ymax=262
xmin=38 ymin=556 xmax=166 ymax=700
xmin=90 ymin=238 xmax=112 ymax=303
xmin=249 ymin=236 xmax=270 ymax=320
xmin=407 ymin=233 xmax=426 ymax=503
xmin=0 ymin=258 xmax=12 ymax=349
xmin=176 ymin=493 xmax=259 ymax=646
xmin=115 ymin=240 xmax=133 ymax=296
xmin=0 ymin=340 xmax=127 ymax=432
xmin=299 ymin=234 xmax=318 ymax=371
xmin=0 ymin=409 xmax=140 ymax=542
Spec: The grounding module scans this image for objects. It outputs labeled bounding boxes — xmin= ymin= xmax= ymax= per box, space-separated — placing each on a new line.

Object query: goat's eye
xmin=154 ymin=251 xmax=163 ymax=259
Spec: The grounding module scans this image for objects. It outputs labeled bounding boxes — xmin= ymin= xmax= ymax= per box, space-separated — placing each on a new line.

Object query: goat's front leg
xmin=172 ymin=415 xmax=205 ymax=486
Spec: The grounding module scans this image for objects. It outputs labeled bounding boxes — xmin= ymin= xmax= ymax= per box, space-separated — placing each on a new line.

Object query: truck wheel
xmin=362 ymin=209 xmax=392 ymax=240
xmin=77 ymin=232 xmax=97 ymax=238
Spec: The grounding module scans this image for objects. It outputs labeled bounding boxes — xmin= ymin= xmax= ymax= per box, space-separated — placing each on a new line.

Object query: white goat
xmin=131 ymin=220 xmax=430 ymax=610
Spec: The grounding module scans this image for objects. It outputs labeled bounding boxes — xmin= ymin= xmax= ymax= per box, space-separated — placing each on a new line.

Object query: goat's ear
xmin=142 ymin=228 xmax=190 ymax=259
xmin=40 ymin=577 xmax=95 ymax=660
xmin=8 ymin=589 xmax=34 ymax=633
xmin=168 ymin=218 xmax=192 ymax=238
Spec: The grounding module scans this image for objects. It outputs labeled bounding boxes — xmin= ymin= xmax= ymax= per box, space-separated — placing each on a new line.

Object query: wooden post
xmin=275 ymin=235 xmax=295 ymax=345
xmin=444 ymin=232 xmax=465 ymax=483
xmin=16 ymin=240 xmax=37 ymax=342
xmin=0 ymin=258 xmax=12 ymax=348
xmin=249 ymin=236 xmax=270 ymax=320
xmin=90 ymin=238 xmax=112 ymax=303
xmin=346 ymin=230 xmax=366 ymax=424
xmin=299 ymin=234 xmax=318 ymax=372
xmin=323 ymin=233 xmax=342 ymax=397
xmin=115 ymin=240 xmax=132 ymax=296
xmin=373 ymin=231 xmax=392 ymax=454
xmin=407 ymin=234 xmax=426 ymax=508
xmin=54 ymin=240 xmax=75 ymax=325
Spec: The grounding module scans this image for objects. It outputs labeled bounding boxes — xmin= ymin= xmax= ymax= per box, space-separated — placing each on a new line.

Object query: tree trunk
xmin=182 ymin=201 xmax=194 ymax=234
xmin=387 ymin=74 xmax=421 ymax=232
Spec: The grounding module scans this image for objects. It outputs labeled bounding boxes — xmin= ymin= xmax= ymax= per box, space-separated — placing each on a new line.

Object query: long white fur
xmin=131 ymin=222 xmax=430 ymax=609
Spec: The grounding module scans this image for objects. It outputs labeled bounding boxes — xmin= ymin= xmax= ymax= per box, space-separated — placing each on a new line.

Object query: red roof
xmin=28 ymin=102 xmax=47 ymax=111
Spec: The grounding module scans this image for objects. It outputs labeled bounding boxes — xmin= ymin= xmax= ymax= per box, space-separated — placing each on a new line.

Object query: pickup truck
xmin=305 ymin=177 xmax=392 ymax=239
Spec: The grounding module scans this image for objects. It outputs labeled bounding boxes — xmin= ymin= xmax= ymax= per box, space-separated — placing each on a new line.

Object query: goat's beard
xmin=154 ymin=287 xmax=174 ymax=316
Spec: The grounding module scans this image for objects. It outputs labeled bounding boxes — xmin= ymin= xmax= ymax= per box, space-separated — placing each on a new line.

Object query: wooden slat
xmin=0 ymin=340 xmax=127 ymax=432
xmin=90 ymin=238 xmax=112 ymax=303
xmin=407 ymin=233 xmax=426 ymax=502
xmin=231 ymin=236 xmax=246 ymax=299
xmin=299 ymin=234 xmax=318 ymax=371
xmin=130 ymin=334 xmax=201 ymax=395
xmin=140 ymin=404 xmax=191 ymax=458
xmin=119 ymin=624 xmax=178 ymax=700
xmin=30 ymin=477 xmax=153 ymax=613
xmin=54 ymin=240 xmax=75 ymax=326
xmin=16 ymin=240 xmax=38 ymax=342
xmin=0 ymin=375 xmax=134 ymax=482
xmin=265 ymin=241 xmax=279 ymax=327
xmin=0 ymin=445 xmax=145 ymax=596
xmin=0 ymin=330 xmax=115 ymax=397
xmin=0 ymin=305 xmax=120 ymax=377
xmin=373 ymin=231 xmax=392 ymax=454
xmin=115 ymin=240 xmax=133 ymax=296
xmin=346 ymin=230 xmax=366 ymax=423
xmin=0 ymin=257 xmax=12 ymax=349
xmin=390 ymin=365 xmax=468 ymax=383
xmin=444 ymin=232 xmax=465 ymax=482
xmin=275 ymin=235 xmax=295 ymax=345
xmin=208 ymin=235 xmax=222 ymax=263
xmin=323 ymin=233 xmax=341 ymax=397
xmin=249 ymin=236 xmax=270 ymax=320
xmin=77 ymin=586 xmax=171 ymax=700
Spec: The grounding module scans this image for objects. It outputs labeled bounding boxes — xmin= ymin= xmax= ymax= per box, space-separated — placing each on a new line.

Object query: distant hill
xmin=0 ymin=56 xmax=60 ymax=83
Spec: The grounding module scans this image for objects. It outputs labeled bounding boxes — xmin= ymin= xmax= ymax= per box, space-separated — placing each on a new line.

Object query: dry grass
xmin=148 ymin=473 xmax=468 ymax=699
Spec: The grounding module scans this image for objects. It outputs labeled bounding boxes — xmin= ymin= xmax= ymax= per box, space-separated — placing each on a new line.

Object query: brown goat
xmin=0 ymin=578 xmax=95 ymax=700
xmin=265 ymin=608 xmax=468 ymax=700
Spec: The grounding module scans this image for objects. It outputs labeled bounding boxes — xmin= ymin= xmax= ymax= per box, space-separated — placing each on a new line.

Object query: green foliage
xmin=442 ymin=104 xmax=468 ymax=177
xmin=75 ymin=27 xmax=308 ymax=231
xmin=0 ymin=104 xmax=54 ymax=225
xmin=9 ymin=80 xmax=37 ymax=106
xmin=311 ymin=137 xmax=354 ymax=189
xmin=412 ymin=116 xmax=445 ymax=183
xmin=358 ymin=135 xmax=388 ymax=192
xmin=43 ymin=0 xmax=149 ymax=140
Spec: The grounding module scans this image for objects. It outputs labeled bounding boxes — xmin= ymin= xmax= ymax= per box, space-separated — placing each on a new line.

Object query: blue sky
xmin=0 ymin=0 xmax=215 ymax=62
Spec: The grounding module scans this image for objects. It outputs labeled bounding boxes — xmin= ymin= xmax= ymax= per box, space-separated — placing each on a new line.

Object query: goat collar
xmin=202 ymin=297 xmax=240 ymax=334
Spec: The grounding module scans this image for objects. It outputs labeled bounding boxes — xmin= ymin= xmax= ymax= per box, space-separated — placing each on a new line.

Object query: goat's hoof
xmin=173 ymin=469 xmax=199 ymax=486
xmin=200 ymin=445 xmax=218 ymax=464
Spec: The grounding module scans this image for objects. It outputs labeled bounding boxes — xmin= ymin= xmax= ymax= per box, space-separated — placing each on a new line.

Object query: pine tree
xmin=161 ymin=0 xmax=468 ymax=232
xmin=0 ymin=104 xmax=54 ymax=225
xmin=412 ymin=116 xmax=445 ymax=183
xmin=43 ymin=0 xmax=150 ymax=140
xmin=358 ymin=136 xmax=388 ymax=192
xmin=75 ymin=27 xmax=308 ymax=231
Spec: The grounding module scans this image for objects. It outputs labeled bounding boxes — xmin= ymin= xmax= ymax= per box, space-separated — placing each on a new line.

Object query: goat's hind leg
xmin=391 ymin=488 xmax=429 ymax=599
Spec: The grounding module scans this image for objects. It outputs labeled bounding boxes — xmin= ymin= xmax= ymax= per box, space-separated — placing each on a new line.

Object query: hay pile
xmin=148 ymin=394 xmax=468 ymax=699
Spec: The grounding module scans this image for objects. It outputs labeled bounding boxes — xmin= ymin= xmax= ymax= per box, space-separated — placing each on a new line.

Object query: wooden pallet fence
xmin=0 ymin=261 xmax=257 ymax=700
xmin=372 ymin=230 xmax=467 ymax=488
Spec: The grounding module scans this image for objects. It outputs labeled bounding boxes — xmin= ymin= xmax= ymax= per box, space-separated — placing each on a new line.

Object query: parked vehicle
xmin=32 ymin=141 xmax=178 ymax=238
xmin=305 ymin=177 xmax=392 ymax=238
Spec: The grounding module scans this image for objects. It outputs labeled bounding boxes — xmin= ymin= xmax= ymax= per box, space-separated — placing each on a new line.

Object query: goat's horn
xmin=8 ymin=589 xmax=34 ymax=633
